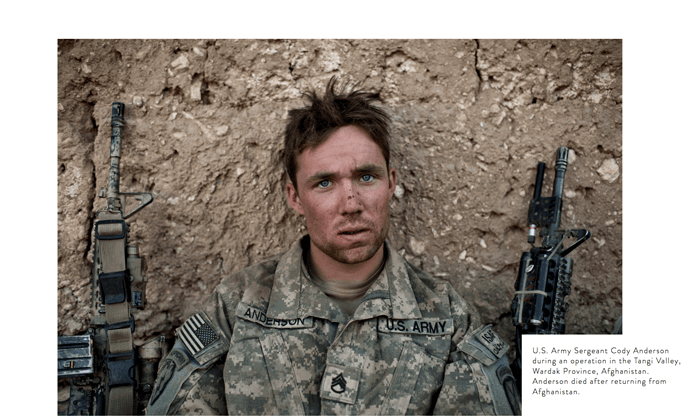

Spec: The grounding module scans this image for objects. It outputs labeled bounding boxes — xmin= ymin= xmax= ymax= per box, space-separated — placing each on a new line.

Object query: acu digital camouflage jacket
xmin=146 ymin=237 xmax=520 ymax=415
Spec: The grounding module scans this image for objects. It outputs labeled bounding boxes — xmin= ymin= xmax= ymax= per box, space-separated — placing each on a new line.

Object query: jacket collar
xmin=266 ymin=236 xmax=422 ymax=323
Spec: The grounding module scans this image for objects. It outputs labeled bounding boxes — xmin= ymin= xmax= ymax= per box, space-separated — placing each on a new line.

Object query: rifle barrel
xmin=547 ymin=146 xmax=569 ymax=232
xmin=553 ymin=147 xmax=568 ymax=200
xmin=108 ymin=102 xmax=124 ymax=201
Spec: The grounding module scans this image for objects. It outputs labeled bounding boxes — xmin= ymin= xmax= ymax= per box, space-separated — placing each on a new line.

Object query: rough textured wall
xmin=57 ymin=39 xmax=622 ymax=352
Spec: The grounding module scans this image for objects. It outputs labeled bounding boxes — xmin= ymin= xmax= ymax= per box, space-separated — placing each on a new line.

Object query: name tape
xmin=236 ymin=303 xmax=313 ymax=329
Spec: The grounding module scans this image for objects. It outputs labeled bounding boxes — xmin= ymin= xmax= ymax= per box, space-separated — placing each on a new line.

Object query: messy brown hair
xmin=283 ymin=77 xmax=391 ymax=190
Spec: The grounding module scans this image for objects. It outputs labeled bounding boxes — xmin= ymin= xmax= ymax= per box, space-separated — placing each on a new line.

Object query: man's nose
xmin=339 ymin=180 xmax=362 ymax=215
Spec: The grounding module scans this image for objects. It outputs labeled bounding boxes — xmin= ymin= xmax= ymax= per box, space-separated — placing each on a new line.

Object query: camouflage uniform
xmin=147 ymin=237 xmax=520 ymax=415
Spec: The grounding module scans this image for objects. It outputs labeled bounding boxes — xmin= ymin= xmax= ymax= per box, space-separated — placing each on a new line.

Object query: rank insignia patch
xmin=320 ymin=364 xmax=361 ymax=405
xmin=177 ymin=313 xmax=219 ymax=357
xmin=331 ymin=373 xmax=347 ymax=393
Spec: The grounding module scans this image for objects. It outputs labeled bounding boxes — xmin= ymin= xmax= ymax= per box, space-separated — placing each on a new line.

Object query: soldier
xmin=146 ymin=78 xmax=521 ymax=415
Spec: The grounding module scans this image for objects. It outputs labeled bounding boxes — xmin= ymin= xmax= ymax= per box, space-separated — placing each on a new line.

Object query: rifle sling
xmin=97 ymin=211 xmax=135 ymax=415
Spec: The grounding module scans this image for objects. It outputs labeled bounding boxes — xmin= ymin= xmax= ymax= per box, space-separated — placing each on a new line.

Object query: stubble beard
xmin=311 ymin=217 xmax=390 ymax=265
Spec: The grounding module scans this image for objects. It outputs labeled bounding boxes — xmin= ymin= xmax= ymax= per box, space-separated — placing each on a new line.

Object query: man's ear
xmin=286 ymin=182 xmax=305 ymax=216
xmin=388 ymin=167 xmax=397 ymax=195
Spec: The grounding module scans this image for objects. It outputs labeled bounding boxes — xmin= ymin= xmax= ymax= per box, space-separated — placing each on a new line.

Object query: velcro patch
xmin=169 ymin=348 xmax=189 ymax=371
xmin=475 ymin=325 xmax=509 ymax=359
xmin=176 ymin=313 xmax=220 ymax=358
xmin=236 ymin=303 xmax=313 ymax=329
xmin=377 ymin=317 xmax=454 ymax=335
xmin=458 ymin=324 xmax=510 ymax=366
xmin=320 ymin=364 xmax=362 ymax=405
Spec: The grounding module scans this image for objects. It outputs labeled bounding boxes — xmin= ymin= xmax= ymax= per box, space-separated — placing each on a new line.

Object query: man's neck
xmin=308 ymin=242 xmax=386 ymax=283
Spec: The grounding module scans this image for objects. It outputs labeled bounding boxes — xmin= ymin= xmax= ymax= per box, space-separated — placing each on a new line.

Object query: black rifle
xmin=58 ymin=102 xmax=162 ymax=415
xmin=510 ymin=147 xmax=591 ymax=394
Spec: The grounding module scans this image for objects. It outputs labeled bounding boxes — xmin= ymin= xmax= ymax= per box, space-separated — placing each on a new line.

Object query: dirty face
xmin=286 ymin=125 xmax=396 ymax=265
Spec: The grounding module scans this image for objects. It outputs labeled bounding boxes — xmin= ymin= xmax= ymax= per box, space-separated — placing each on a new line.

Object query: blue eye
xmin=317 ymin=180 xmax=331 ymax=189
xmin=360 ymin=174 xmax=375 ymax=182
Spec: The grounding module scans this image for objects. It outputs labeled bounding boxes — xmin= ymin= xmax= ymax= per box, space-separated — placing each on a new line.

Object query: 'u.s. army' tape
xmin=377 ymin=317 xmax=454 ymax=335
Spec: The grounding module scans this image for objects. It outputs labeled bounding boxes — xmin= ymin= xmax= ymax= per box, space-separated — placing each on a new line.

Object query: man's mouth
xmin=338 ymin=228 xmax=370 ymax=236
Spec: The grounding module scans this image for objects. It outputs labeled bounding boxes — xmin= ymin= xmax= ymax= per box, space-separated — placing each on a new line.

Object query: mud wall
xmin=57 ymin=39 xmax=622 ymax=349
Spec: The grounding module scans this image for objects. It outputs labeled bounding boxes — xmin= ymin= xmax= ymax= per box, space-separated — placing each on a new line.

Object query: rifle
xmin=510 ymin=147 xmax=591 ymax=394
xmin=58 ymin=102 xmax=162 ymax=415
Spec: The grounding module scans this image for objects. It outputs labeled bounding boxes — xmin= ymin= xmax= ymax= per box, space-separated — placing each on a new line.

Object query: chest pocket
xmin=373 ymin=317 xmax=452 ymax=415
xmin=258 ymin=330 xmax=306 ymax=415
xmin=227 ymin=303 xmax=311 ymax=415
xmin=380 ymin=341 xmax=426 ymax=415
xmin=319 ymin=340 xmax=427 ymax=415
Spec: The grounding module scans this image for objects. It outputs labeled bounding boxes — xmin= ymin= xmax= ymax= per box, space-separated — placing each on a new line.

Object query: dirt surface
xmin=57 ymin=39 xmax=622 ymax=353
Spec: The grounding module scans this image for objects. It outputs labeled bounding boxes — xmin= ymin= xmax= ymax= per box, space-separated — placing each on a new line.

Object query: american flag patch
xmin=177 ymin=313 xmax=219 ymax=357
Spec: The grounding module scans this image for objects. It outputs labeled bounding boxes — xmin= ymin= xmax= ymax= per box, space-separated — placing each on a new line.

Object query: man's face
xmin=286 ymin=125 xmax=396 ymax=265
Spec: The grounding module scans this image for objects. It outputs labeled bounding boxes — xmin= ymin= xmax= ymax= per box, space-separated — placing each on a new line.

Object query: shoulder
xmin=403 ymin=258 xmax=461 ymax=299
xmin=400 ymin=257 xmax=516 ymax=373
xmin=214 ymin=251 xmax=284 ymax=316
xmin=146 ymin=323 xmax=229 ymax=415
xmin=146 ymin=251 xmax=287 ymax=415
xmin=402 ymin=262 xmax=510 ymax=367
xmin=396 ymin=256 xmax=522 ymax=414
xmin=434 ymin=325 xmax=520 ymax=415
xmin=454 ymin=324 xmax=521 ymax=415
xmin=402 ymin=257 xmax=481 ymax=323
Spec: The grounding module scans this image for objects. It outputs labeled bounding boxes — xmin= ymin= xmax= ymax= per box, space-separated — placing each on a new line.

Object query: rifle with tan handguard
xmin=58 ymin=102 xmax=164 ymax=415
